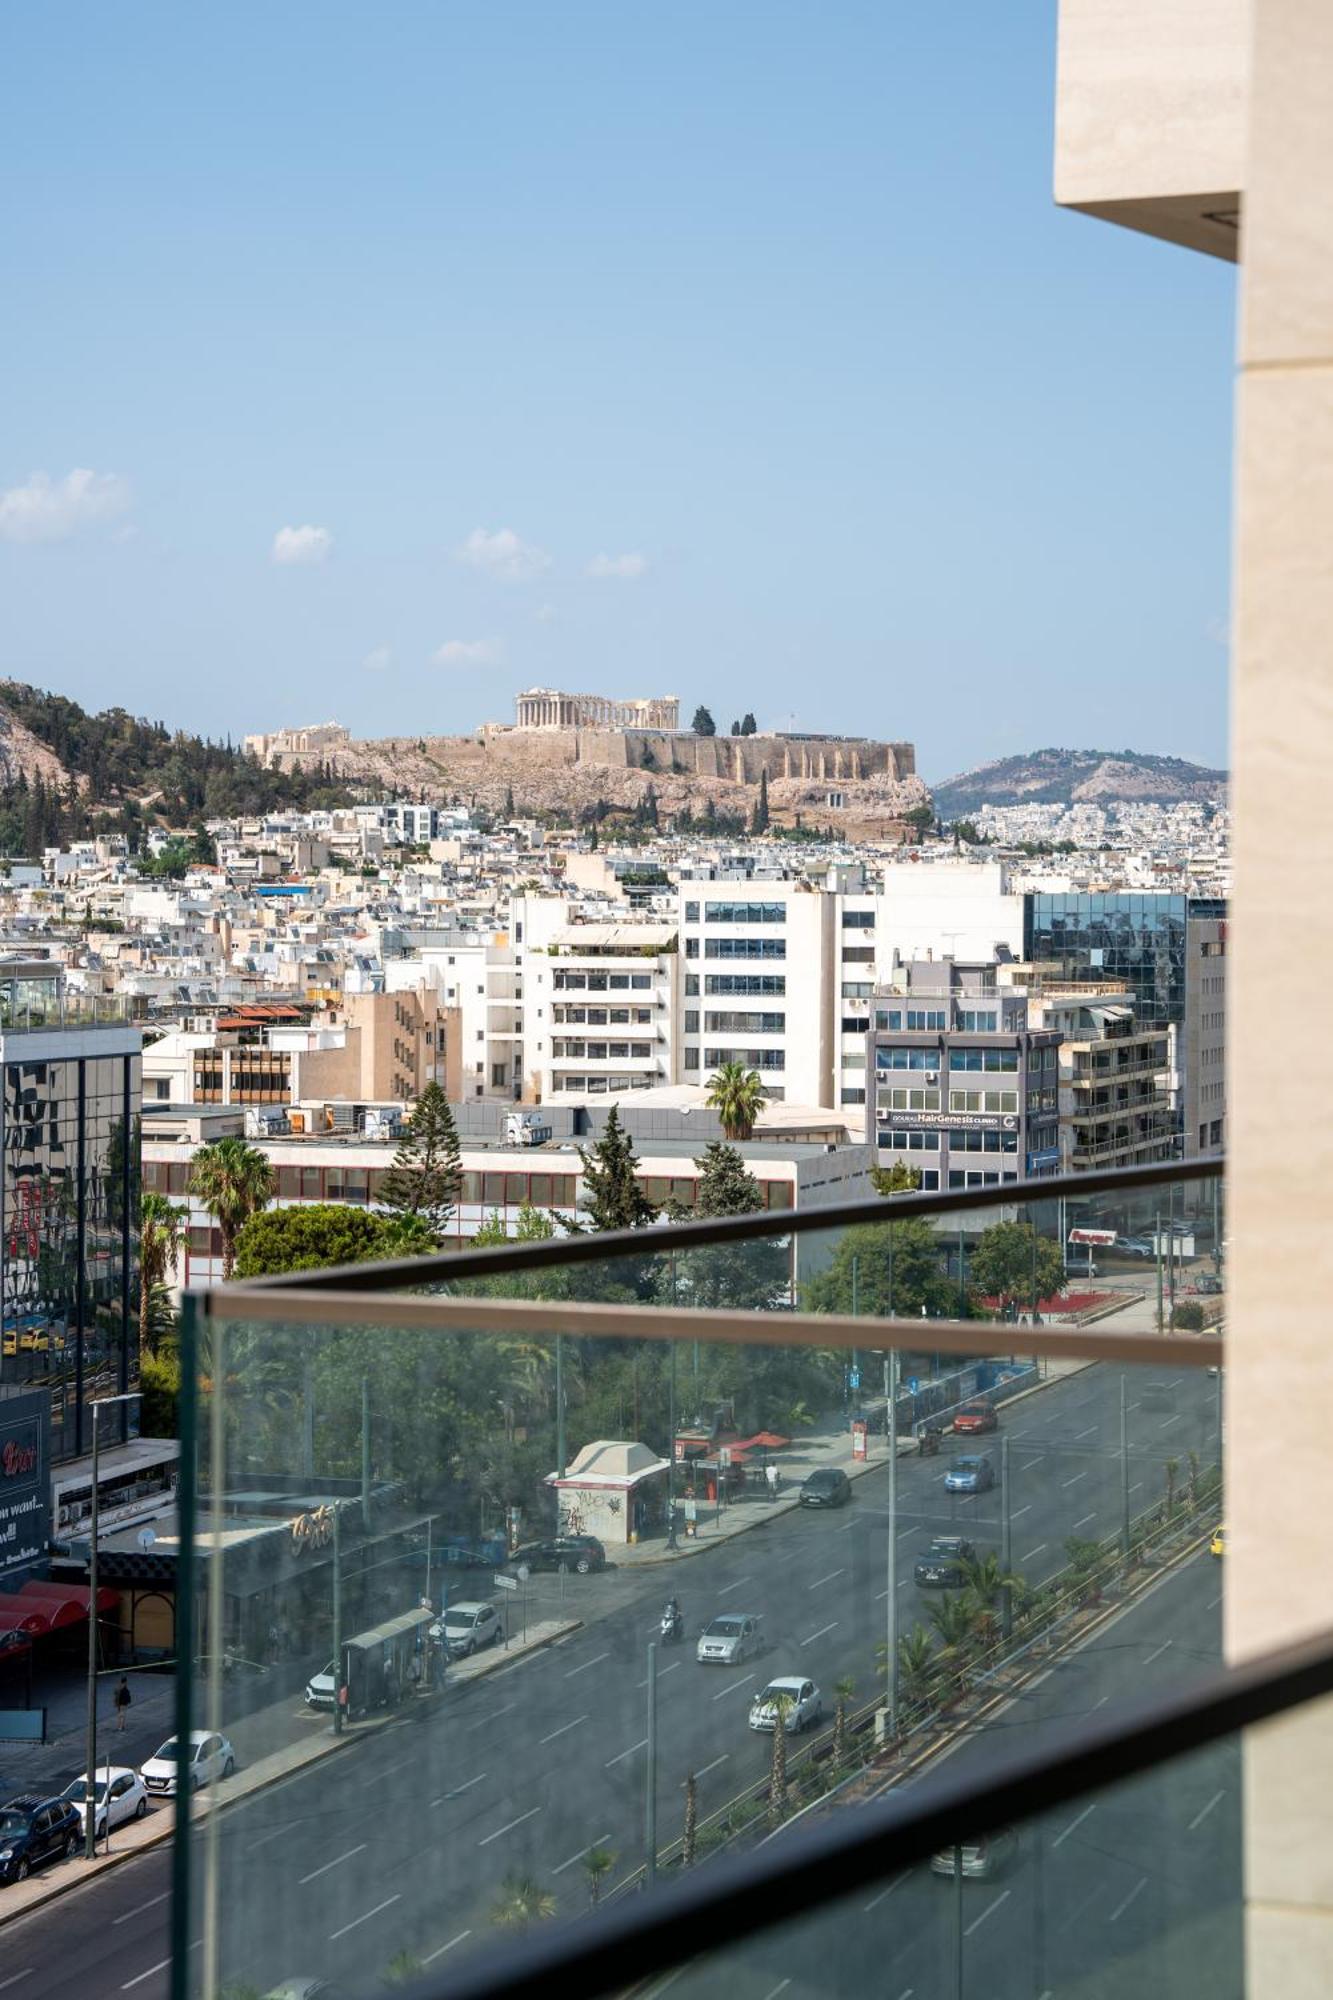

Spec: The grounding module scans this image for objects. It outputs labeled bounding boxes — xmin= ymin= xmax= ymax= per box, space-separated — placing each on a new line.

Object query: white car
xmin=262 ymin=1983 xmax=344 ymax=1999
xmin=749 ymin=1676 xmax=822 ymax=1734
xmin=305 ymin=1662 xmax=337 ymax=1710
xmin=697 ymin=1613 xmax=764 ymax=1666
xmin=430 ymin=1602 xmax=502 ymax=1658
xmin=61 ymin=1767 xmax=148 ymax=1838
xmin=140 ymin=1730 xmax=236 ymax=1797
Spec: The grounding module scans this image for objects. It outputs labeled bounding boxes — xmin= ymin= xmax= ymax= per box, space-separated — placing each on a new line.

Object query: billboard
xmin=0 ymin=1390 xmax=49 ymax=1580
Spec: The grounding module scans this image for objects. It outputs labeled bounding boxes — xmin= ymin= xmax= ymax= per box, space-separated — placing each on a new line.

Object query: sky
xmin=1 ymin=2 xmax=1236 ymax=780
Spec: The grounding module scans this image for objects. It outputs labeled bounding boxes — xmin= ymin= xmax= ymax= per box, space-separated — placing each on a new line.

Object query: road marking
xmin=1159 ymin=1414 xmax=1183 ymax=1430
xmin=809 ymin=1568 xmax=846 ymax=1590
xmin=1052 ymin=1801 xmax=1097 ymax=1848
xmin=1010 ymin=1504 xmax=1032 ymax=1521
xmin=300 ymin=1841 xmax=366 ymax=1884
xmin=564 ymin=1650 xmax=611 ymax=1677
xmin=0 ymin=1975 xmax=35 ymax=1994
xmin=863 ymin=1871 xmax=908 ymax=1912
xmin=432 ymin=1772 xmax=487 ymax=1806
xmin=466 ymin=1702 xmax=515 ymax=1731
xmin=895 ymin=1990 xmax=915 ymax=2000
xmin=1127 ymin=1401 xmax=1141 ymax=1413
xmin=762 ymin=1983 xmax=791 ymax=2000
xmin=1091 ymin=1695 xmax=1109 ymax=1711
xmin=552 ymin=1833 xmax=614 ymax=1875
xmin=1020 ymin=1457 xmax=1042 ymax=1472
xmin=1208 ymin=1593 xmax=1223 ymax=1611
xmin=718 ymin=1577 xmax=752 ymax=1596
xmin=1188 ymin=1788 xmax=1226 ymax=1832
xmin=114 ymin=1892 xmax=171 ymax=1926
xmin=965 ymin=1888 xmax=1011 ymax=1936
xmin=607 ymin=1738 xmax=649 ymax=1766
xmin=802 ymin=1621 xmax=838 ymax=1647
xmin=1129 ymin=1482 xmax=1143 ymax=1495
xmin=1073 ymin=1512 xmax=1097 ymax=1531
xmin=1020 ymin=1544 xmax=1047 ymax=1564
xmin=479 ymin=1806 xmax=542 ymax=1846
xmin=1061 ymin=1471 xmax=1088 ymax=1488
xmin=1143 ymin=1639 xmax=1174 ymax=1666
xmin=247 ymin=1822 xmax=291 ymax=1851
xmin=713 ymin=1672 xmax=756 ymax=1700
xmin=422 ymin=1932 xmax=471 ymax=1965
xmin=1108 ymin=1876 xmax=1147 ymax=1923
xmin=540 ymin=1715 xmax=587 ymax=1745
xmin=122 ymin=1961 xmax=171 ymax=1990
xmin=875 ymin=1588 xmax=889 ymax=1601
xmin=687 ymin=1754 xmax=730 ymax=1782
xmin=1076 ymin=1426 xmax=1098 ymax=1440
xmin=638 ymin=1660 xmax=682 ymax=1688
xmin=330 ymin=1893 xmax=401 ymax=1940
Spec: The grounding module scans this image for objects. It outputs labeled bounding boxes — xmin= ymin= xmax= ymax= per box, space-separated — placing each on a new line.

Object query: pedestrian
xmin=765 ymin=1463 xmax=779 ymax=1501
xmin=114 ymin=1675 xmax=132 ymax=1732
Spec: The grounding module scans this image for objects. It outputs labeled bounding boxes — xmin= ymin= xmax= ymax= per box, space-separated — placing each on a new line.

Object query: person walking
xmin=114 ymin=1675 xmax=132 ymax=1732
xmin=765 ymin=1463 xmax=779 ymax=1501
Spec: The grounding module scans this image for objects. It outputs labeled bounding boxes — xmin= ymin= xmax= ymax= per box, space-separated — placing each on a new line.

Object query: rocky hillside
xmin=932 ymin=748 xmax=1227 ymax=818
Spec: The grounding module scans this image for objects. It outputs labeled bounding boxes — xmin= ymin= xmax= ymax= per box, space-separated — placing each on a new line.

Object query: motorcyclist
xmin=662 ymin=1595 xmax=683 ymax=1640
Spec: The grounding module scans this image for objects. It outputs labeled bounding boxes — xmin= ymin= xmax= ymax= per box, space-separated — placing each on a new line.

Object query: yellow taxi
xmin=1210 ymin=1524 xmax=1226 ymax=1558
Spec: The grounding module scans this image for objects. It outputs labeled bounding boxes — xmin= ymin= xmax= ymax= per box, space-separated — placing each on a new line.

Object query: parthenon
xmin=514 ymin=687 xmax=680 ymax=731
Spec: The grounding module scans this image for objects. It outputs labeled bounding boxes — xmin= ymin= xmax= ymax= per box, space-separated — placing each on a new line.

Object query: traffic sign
xmin=493 ymin=1574 xmax=519 ymax=1592
xmin=849 ymin=1370 xmax=861 ymax=1391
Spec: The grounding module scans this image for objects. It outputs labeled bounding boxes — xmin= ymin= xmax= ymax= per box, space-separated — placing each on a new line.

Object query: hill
xmin=931 ymin=748 xmax=1228 ymax=818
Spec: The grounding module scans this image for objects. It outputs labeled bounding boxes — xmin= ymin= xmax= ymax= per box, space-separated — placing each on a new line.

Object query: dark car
xmin=913 ymin=1535 xmax=976 ymax=1588
xmin=509 ymin=1535 xmax=606 ymax=1575
xmin=944 ymin=1455 xmax=995 ymax=1495
xmin=0 ymin=1795 xmax=82 ymax=1884
xmin=800 ymin=1468 xmax=852 ymax=1509
xmin=1196 ymin=1274 xmax=1224 ymax=1296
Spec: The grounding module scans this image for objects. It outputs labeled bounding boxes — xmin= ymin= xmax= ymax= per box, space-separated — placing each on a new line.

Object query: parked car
xmin=914 ymin=1536 xmax=976 ymax=1589
xmin=140 ymin=1730 xmax=236 ymax=1797
xmin=696 ymin=1613 xmax=764 ymax=1666
xmin=748 ymin=1676 xmax=822 ymax=1734
xmin=799 ymin=1468 xmax=852 ymax=1509
xmin=944 ymin=1455 xmax=995 ymax=1495
xmin=1211 ymin=1524 xmax=1226 ymax=1558
xmin=953 ymin=1404 xmax=997 ymax=1436
xmin=305 ymin=1661 xmax=337 ymax=1710
xmin=431 ymin=1602 xmax=502 ymax=1658
xmin=929 ymin=1830 xmax=1018 ymax=1879
xmin=0 ymin=1795 xmax=83 ymax=1883
xmin=508 ymin=1535 xmax=606 ymax=1575
xmin=1115 ymin=1236 xmax=1155 ymax=1259
xmin=1197 ymin=1274 xmax=1224 ymax=1295
xmin=60 ymin=1767 xmax=148 ymax=1840
xmin=1064 ymin=1259 xmax=1100 ymax=1279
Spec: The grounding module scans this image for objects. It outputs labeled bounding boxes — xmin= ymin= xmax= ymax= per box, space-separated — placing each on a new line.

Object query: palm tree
xmin=705 ymin=1061 xmax=767 ymax=1142
xmin=896 ymin=1625 xmax=936 ymax=1719
xmin=581 ymin=1844 xmax=616 ymax=1907
xmin=382 ymin=1952 xmax=423 ymax=1989
xmin=490 ymin=1875 xmax=556 ymax=1929
xmin=682 ymin=1772 xmax=698 ymax=1867
xmin=928 ymin=1592 xmax=976 ymax=1701
xmin=1164 ymin=1455 xmax=1180 ymax=1518
xmin=766 ymin=1691 xmax=797 ymax=1822
xmin=832 ymin=1676 xmax=856 ymax=1767
xmin=961 ymin=1551 xmax=1024 ymax=1653
xmin=188 ymin=1138 xmax=276 ymax=1280
xmin=139 ymin=1192 xmax=186 ymax=1356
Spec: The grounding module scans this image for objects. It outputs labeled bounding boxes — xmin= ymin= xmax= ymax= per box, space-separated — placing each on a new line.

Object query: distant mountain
xmin=931 ymin=748 xmax=1228 ymax=819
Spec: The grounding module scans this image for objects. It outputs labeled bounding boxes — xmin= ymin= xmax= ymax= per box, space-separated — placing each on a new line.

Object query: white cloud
xmin=454 ymin=526 xmax=551 ymax=582
xmin=0 ymin=468 xmax=130 ymax=544
xmin=362 ymin=645 xmax=392 ymax=673
xmin=534 ymin=603 xmax=557 ymax=624
xmin=272 ymin=524 xmax=333 ymax=566
xmin=433 ymin=637 xmax=503 ymax=667
xmin=585 ymin=550 xmax=648 ymax=579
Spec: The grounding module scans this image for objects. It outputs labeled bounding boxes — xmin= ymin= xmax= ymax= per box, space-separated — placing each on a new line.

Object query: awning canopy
xmin=0 ymin=1604 xmax=49 ymax=1636
xmin=18 ymin=1580 xmax=118 ymax=1615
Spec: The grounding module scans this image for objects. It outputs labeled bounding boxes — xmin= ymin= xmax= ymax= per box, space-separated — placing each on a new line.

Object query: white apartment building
xmin=676 ymin=879 xmax=833 ymax=1107
xmin=516 ymin=896 xmax=680 ymax=1102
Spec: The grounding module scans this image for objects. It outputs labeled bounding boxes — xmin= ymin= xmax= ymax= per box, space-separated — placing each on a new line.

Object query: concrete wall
xmin=577 ymin=730 xmax=915 ymax=784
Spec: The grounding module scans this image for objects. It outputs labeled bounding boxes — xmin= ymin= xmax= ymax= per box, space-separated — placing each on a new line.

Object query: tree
xmin=666 ymin=1144 xmax=790 ymax=1311
xmin=233 ymin=1203 xmax=437 ymax=1277
xmin=832 ymin=1675 xmax=856 ymax=1767
xmin=740 ymin=712 xmax=757 ymax=736
xmin=691 ymin=706 xmax=716 ymax=737
xmin=139 ymin=1192 xmax=185 ymax=1356
xmin=903 ymin=802 xmax=934 ymax=837
xmin=1171 ymin=1299 xmax=1206 ymax=1331
xmin=382 ymin=1952 xmax=424 ymax=1988
xmin=577 ymin=1105 xmax=658 ymax=1232
xmin=705 ymin=1061 xmax=767 ymax=1141
xmin=766 ymin=1691 xmax=797 ymax=1821
xmin=730 ymin=719 xmax=741 ymax=735
xmin=803 ymin=1216 xmax=960 ymax=1319
xmin=894 ymin=1625 xmax=936 ymax=1718
xmin=870 ymin=1159 xmax=922 ymax=1197
xmin=581 ymin=1844 xmax=616 ymax=1907
xmin=968 ymin=1220 xmax=1066 ymax=1317
xmin=188 ymin=1138 xmax=276 ymax=1281
xmin=503 ymin=785 xmax=515 ymax=819
xmin=750 ymin=768 xmax=770 ymax=835
xmin=682 ymin=1772 xmax=698 ymax=1866
xmin=377 ymin=1082 xmax=462 ymax=1234
xmin=490 ymin=1876 xmax=556 ymax=1928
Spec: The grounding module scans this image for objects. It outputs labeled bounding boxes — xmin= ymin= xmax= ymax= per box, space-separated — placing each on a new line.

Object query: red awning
xmin=0 ymin=1604 xmax=50 ymax=1636
xmin=733 ymin=1431 xmax=791 ymax=1451
xmin=18 ymin=1581 xmax=118 ymax=1616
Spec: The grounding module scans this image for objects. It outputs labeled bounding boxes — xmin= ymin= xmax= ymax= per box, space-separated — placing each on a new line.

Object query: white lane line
xmin=1188 ymin=1788 xmax=1226 ymax=1832
xmin=114 ymin=1892 xmax=171 ymax=1926
xmin=1020 ymin=1457 xmax=1042 ymax=1472
xmin=637 ymin=1660 xmax=682 ymax=1688
xmin=479 ymin=1806 xmax=542 ymax=1846
xmin=1129 ymin=1482 xmax=1143 ymax=1495
xmin=1076 ymin=1425 xmax=1098 ymax=1440
xmin=875 ymin=1588 xmax=889 ymax=1601
xmin=564 ymin=1650 xmax=611 ymax=1678
xmin=1143 ymin=1639 xmax=1174 ymax=1666
xmin=895 ymin=1990 xmax=915 ymax=2000
xmin=809 ymin=1568 xmax=846 ymax=1590
xmin=713 ymin=1672 xmax=756 ymax=1701
xmin=863 ymin=1871 xmax=908 ymax=1912
xmin=540 ymin=1715 xmax=587 ymax=1745
xmin=606 ymin=1738 xmax=648 ymax=1767
xmin=122 ymin=1961 xmax=170 ymax=1990
xmin=762 ymin=1983 xmax=791 ymax=2000
xmin=0 ymin=1976 xmax=35 ymax=1994
xmin=467 ymin=1702 xmax=515 ymax=1731
xmin=330 ymin=1893 xmax=401 ymax=1940
xmin=1073 ymin=1512 xmax=1097 ymax=1531
xmin=1020 ymin=1543 xmax=1047 ymax=1564
xmin=432 ymin=1771 xmax=488 ymax=1807
xmin=1052 ymin=1801 xmax=1097 ymax=1849
xmin=802 ymin=1621 xmax=838 ymax=1647
xmin=248 ymin=1822 xmax=291 ymax=1851
xmin=718 ymin=1577 xmax=752 ymax=1596
xmin=552 ymin=1833 xmax=614 ymax=1875
xmin=964 ymin=1888 xmax=1011 ymax=1936
xmin=1091 ymin=1695 xmax=1110 ymax=1712
xmin=897 ymin=1526 xmax=917 ymax=1539
xmin=687 ymin=1754 xmax=730 ymax=1783
xmin=1127 ymin=1401 xmax=1141 ymax=1413
xmin=300 ymin=1841 xmax=367 ymax=1884
xmin=1061 ymin=1471 xmax=1088 ymax=1488
xmin=1108 ymin=1877 xmax=1147 ymax=1923
xmin=1159 ymin=1414 xmax=1183 ymax=1430
xmin=423 ymin=1931 xmax=472 ymax=1965
xmin=1208 ymin=1593 xmax=1223 ymax=1611
xmin=1010 ymin=1504 xmax=1032 ymax=1521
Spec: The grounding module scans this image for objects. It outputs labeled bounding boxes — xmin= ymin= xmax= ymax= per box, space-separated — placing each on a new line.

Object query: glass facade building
xmin=1025 ymin=893 xmax=1225 ymax=1028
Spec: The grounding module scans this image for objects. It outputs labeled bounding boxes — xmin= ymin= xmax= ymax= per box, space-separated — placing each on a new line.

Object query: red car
xmin=953 ymin=1403 xmax=998 ymax=1435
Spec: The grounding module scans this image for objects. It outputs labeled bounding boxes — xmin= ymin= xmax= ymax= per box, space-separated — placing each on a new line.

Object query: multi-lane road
xmin=3 ymin=1358 xmax=1224 ymax=1999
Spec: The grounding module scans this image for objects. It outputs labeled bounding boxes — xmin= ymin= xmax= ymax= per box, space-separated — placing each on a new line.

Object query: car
xmin=1211 ymin=1524 xmax=1226 ymax=1558
xmin=799 ymin=1468 xmax=852 ymax=1509
xmin=913 ymin=1536 xmax=976 ymax=1589
xmin=262 ymin=1983 xmax=345 ymax=1999
xmin=696 ymin=1613 xmax=764 ymax=1666
xmin=508 ymin=1535 xmax=606 ymax=1575
xmin=60 ymin=1767 xmax=148 ymax=1839
xmin=1064 ymin=1260 xmax=1100 ymax=1279
xmin=1115 ymin=1236 xmax=1155 ymax=1259
xmin=431 ymin=1601 xmax=502 ymax=1658
xmin=953 ymin=1404 xmax=997 ymax=1436
xmin=0 ymin=1795 xmax=83 ymax=1883
xmin=929 ymin=1830 xmax=1018 ymax=1879
xmin=305 ymin=1661 xmax=337 ymax=1710
xmin=1197 ymin=1274 xmax=1224 ymax=1295
xmin=944 ymin=1455 xmax=995 ymax=1495
xmin=140 ymin=1730 xmax=236 ymax=1797
xmin=749 ymin=1676 xmax=822 ymax=1734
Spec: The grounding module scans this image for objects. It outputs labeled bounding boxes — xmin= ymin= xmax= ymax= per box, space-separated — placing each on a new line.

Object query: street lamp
xmin=85 ymin=1391 xmax=141 ymax=1861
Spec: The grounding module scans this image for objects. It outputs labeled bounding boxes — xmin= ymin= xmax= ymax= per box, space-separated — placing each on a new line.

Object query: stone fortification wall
xmin=575 ymin=730 xmax=915 ymax=783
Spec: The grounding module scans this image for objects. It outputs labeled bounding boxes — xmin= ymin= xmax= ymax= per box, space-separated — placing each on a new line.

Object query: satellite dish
xmin=137 ymin=1527 xmax=157 ymax=1552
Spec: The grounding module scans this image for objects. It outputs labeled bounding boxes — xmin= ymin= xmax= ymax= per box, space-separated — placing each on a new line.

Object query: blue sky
xmin=1 ymin=3 xmax=1235 ymax=778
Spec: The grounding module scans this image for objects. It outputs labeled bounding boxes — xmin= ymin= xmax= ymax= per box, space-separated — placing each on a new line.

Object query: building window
xmin=704 ymin=901 xmax=786 ymax=923
xmin=841 ymin=911 xmax=874 ymax=928
xmin=906 ymin=1009 xmax=946 ymax=1031
xmin=684 ymin=902 xmax=699 ymax=923
xmin=840 ymin=1087 xmax=866 ymax=1104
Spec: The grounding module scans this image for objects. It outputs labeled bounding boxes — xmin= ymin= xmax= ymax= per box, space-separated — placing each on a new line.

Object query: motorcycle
xmin=659 ymin=1608 xmax=684 ymax=1645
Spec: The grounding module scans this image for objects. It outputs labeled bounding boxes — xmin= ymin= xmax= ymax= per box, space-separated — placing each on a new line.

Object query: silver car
xmin=696 ymin=1613 xmax=763 ymax=1666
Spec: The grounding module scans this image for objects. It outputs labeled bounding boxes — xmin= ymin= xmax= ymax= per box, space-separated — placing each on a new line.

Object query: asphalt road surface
xmin=2 ymin=1360 xmax=1224 ymax=2000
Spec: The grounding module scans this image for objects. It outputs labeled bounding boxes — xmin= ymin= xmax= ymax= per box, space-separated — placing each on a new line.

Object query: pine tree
xmin=740 ymin=712 xmax=757 ymax=736
xmin=751 ymin=768 xmax=770 ymax=834
xmin=691 ymin=706 xmax=716 ymax=736
xmin=504 ymin=786 xmax=516 ymax=818
xmin=730 ymin=720 xmax=741 ymax=736
xmin=377 ymin=1081 xmax=462 ymax=1235
xmin=577 ymin=1105 xmax=658 ymax=1232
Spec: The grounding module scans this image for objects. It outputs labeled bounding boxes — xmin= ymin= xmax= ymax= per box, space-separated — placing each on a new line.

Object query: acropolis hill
xmin=244 ymin=690 xmax=928 ymax=835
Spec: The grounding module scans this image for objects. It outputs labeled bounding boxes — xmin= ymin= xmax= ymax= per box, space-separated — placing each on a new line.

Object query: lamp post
xmin=85 ymin=1391 xmax=140 ymax=1861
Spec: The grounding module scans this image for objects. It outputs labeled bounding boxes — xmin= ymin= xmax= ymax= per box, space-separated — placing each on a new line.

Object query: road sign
xmin=1069 ymin=1228 xmax=1116 ymax=1246
xmin=908 ymin=1377 xmax=920 ymax=1395
xmin=493 ymin=1574 xmax=519 ymax=1592
xmin=718 ymin=1447 xmax=732 ymax=1467
xmin=849 ymin=1370 xmax=861 ymax=1391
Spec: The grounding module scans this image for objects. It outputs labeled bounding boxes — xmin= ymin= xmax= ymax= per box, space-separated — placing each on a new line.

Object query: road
xmin=2 ymin=1359 xmax=1224 ymax=1999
